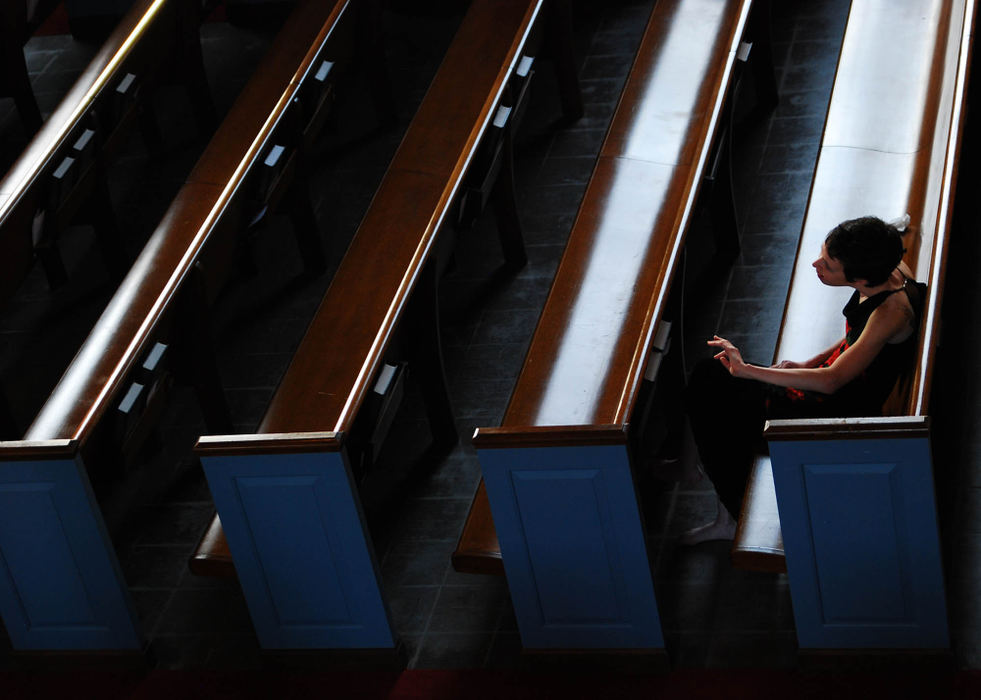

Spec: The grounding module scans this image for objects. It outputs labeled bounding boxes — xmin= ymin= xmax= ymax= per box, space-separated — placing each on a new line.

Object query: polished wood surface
xmin=731 ymin=456 xmax=786 ymax=573
xmin=21 ymin=0 xmax=351 ymax=443
xmin=0 ymin=0 xmax=178 ymax=303
xmin=494 ymin=0 xmax=751 ymax=435
xmin=472 ymin=423 xmax=628 ymax=449
xmin=0 ymin=0 xmax=171 ymax=199
xmin=259 ymin=0 xmax=545 ymax=435
xmin=188 ymin=514 xmax=236 ymax=578
xmin=451 ymin=481 xmax=504 ymax=576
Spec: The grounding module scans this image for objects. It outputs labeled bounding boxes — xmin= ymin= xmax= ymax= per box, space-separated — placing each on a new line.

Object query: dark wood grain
xmin=259 ymin=0 xmax=545 ymax=436
xmin=0 ymin=0 xmax=185 ymax=308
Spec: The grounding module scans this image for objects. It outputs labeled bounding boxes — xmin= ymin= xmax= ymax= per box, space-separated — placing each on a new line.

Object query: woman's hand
xmin=772 ymin=359 xmax=805 ymax=369
xmin=707 ymin=335 xmax=748 ymax=377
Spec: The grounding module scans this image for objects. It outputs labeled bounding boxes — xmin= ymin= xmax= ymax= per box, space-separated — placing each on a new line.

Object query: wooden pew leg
xmin=177 ymin=0 xmax=216 ymax=133
xmin=546 ymin=0 xmax=584 ymax=122
xmin=286 ymin=181 xmax=328 ymax=276
xmin=745 ymin=0 xmax=779 ymax=118
xmin=137 ymin=103 xmax=164 ymax=154
xmin=4 ymin=45 xmax=42 ymax=135
xmin=177 ymin=261 xmax=233 ymax=434
xmin=87 ymin=169 xmax=129 ymax=280
xmin=491 ymin=128 xmax=527 ymax=270
xmin=406 ymin=261 xmax=458 ymax=454
xmin=36 ymin=240 xmax=69 ymax=290
xmin=357 ymin=0 xmax=397 ymax=128
xmin=0 ymin=385 xmax=18 ymax=439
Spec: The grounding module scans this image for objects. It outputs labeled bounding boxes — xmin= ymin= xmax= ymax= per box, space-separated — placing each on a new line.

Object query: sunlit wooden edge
xmin=473 ymin=424 xmax=629 ymax=449
xmin=763 ymin=415 xmax=930 ymax=441
xmin=0 ymin=0 xmax=169 ymax=219
xmin=194 ymin=431 xmax=344 ymax=456
xmin=69 ymin=0 xmax=351 ymax=442
xmin=0 ymin=438 xmax=79 ymax=459
xmin=910 ymin=0 xmax=976 ymax=417
xmin=330 ymin=0 xmax=546 ymax=435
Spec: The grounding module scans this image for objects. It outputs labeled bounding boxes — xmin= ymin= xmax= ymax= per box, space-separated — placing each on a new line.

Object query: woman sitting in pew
xmin=679 ymin=215 xmax=926 ymax=544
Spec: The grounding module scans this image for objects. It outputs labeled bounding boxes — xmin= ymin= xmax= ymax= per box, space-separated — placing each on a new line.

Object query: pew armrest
xmin=763 ymin=415 xmax=930 ymax=441
xmin=195 ymin=430 xmax=343 ymax=456
xmin=472 ymin=424 xmax=628 ymax=449
xmin=0 ymin=438 xmax=78 ymax=459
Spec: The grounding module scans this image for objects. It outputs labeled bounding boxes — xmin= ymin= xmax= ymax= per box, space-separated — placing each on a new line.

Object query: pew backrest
xmin=0 ymin=0 xmax=201 ymax=305
xmin=23 ymin=0 xmax=354 ymax=444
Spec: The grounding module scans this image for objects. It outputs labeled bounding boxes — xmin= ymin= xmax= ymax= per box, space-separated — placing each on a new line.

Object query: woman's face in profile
xmin=812 ymin=243 xmax=848 ymax=287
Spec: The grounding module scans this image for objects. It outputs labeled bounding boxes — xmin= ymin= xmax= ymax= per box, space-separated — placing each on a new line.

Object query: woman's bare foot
xmin=681 ymin=502 xmax=737 ymax=545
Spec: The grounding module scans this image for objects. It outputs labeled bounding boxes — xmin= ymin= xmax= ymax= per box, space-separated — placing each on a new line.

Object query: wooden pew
xmin=192 ymin=0 xmax=581 ymax=652
xmin=0 ymin=0 xmax=213 ymax=309
xmin=731 ymin=0 xmax=974 ymax=652
xmin=456 ymin=0 xmax=768 ymax=654
xmin=0 ymin=0 xmax=368 ymax=652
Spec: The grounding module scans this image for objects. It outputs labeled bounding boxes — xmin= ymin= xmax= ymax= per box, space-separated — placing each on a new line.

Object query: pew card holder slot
xmin=456 ymin=103 xmax=511 ymax=227
xmin=350 ymin=361 xmax=407 ymax=482
xmin=298 ymin=58 xmax=336 ymax=133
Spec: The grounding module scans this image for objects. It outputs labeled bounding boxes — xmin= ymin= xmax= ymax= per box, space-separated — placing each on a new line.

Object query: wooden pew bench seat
xmin=456 ymin=0 xmax=776 ymax=653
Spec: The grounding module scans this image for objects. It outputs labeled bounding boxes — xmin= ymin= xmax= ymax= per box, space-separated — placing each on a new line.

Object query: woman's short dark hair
xmin=825 ymin=216 xmax=906 ymax=286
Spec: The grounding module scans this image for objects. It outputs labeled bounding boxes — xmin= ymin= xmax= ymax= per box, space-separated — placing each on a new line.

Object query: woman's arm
xmin=710 ymin=298 xmax=911 ymax=393
xmin=771 ymin=338 xmax=843 ymax=369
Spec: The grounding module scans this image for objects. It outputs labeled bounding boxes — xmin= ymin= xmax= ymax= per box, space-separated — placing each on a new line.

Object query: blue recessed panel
xmin=480 ymin=444 xmax=662 ymax=649
xmin=0 ymin=458 xmax=140 ymax=650
xmin=512 ymin=469 xmax=622 ymax=624
xmin=237 ymin=476 xmax=353 ymax=626
xmin=202 ymin=451 xmax=394 ymax=649
xmin=803 ymin=464 xmax=908 ymax=623
xmin=770 ymin=436 xmax=948 ymax=649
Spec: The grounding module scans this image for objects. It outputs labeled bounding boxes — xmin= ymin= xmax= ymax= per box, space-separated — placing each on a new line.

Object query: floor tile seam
xmin=145 ymin=589 xmax=179 ymax=640
xmin=410 ymin=580 xmax=446 ymax=668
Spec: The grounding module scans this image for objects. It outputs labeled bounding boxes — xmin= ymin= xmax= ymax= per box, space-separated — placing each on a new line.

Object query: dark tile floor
xmin=1 ymin=0 xmax=979 ymax=672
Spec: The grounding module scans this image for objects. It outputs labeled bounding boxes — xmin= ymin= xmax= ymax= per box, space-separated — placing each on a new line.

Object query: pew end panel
xmin=764 ymin=416 xmax=949 ymax=650
xmin=195 ymin=432 xmax=397 ymax=650
xmin=0 ymin=440 xmax=141 ymax=651
xmin=473 ymin=426 xmax=664 ymax=650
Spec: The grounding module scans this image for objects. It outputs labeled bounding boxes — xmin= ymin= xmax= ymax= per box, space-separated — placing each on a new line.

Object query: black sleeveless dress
xmin=766 ymin=277 xmax=927 ymax=419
